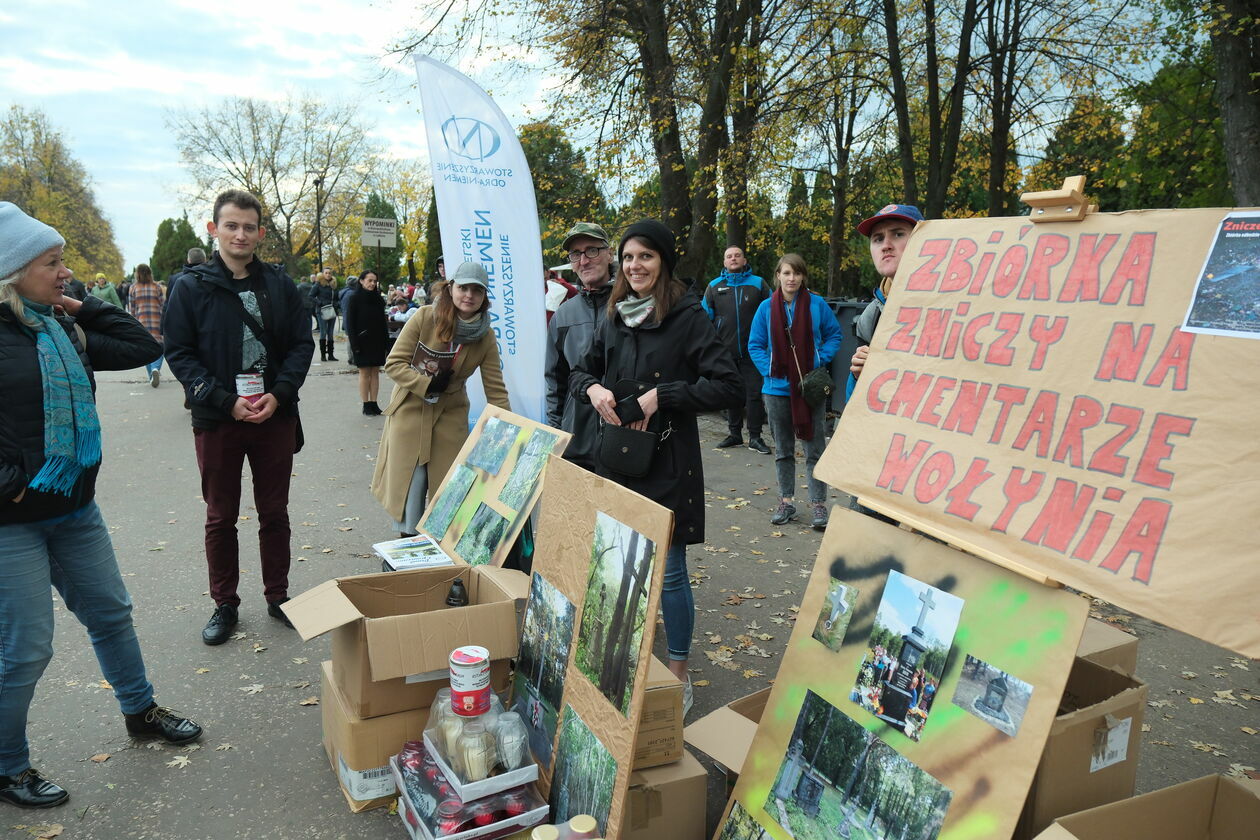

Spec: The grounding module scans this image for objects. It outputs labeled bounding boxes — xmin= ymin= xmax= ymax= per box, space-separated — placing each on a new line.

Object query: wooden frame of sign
xmin=714 ymin=508 xmax=1088 ymax=840
xmin=511 ymin=456 xmax=673 ymax=840
xmin=417 ymin=405 xmax=571 ymax=566
xmin=818 ymin=206 xmax=1260 ymax=657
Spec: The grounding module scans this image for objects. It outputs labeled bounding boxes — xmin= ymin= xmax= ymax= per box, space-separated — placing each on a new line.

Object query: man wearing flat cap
xmin=544 ymin=222 xmax=615 ymax=470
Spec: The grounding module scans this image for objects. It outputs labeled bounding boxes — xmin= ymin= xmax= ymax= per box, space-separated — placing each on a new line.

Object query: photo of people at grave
xmin=576 ymin=512 xmax=657 ymax=716
xmin=849 ymin=571 xmax=963 ymax=742
xmin=762 ymin=690 xmax=951 ymax=840
xmin=950 ymin=654 xmax=1034 ymax=738
xmin=512 ymin=573 xmax=576 ymax=768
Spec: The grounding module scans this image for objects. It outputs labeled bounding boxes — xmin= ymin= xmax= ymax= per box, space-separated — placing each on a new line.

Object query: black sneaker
xmin=812 ymin=503 xmax=829 ymax=531
xmin=124 ymin=704 xmax=202 ymax=745
xmin=771 ymin=502 xmax=798 ymax=525
xmin=748 ymin=436 xmax=771 ymax=454
xmin=267 ymin=598 xmax=295 ymax=629
xmin=0 ymin=769 xmax=68 ymax=809
xmin=716 ymin=434 xmax=743 ymax=448
xmin=201 ymin=603 xmax=238 ymax=646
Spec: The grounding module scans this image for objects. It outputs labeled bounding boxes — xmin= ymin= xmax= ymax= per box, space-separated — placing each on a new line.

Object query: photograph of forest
xmin=764 ymin=691 xmax=951 ymax=840
xmin=453 ymin=502 xmax=509 ymax=566
xmin=466 ymin=415 xmax=522 ymax=475
xmin=512 ymin=573 xmax=575 ymax=769
xmin=851 ymin=571 xmax=964 ymax=741
xmin=718 ymin=802 xmax=771 ymax=840
xmin=498 ymin=427 xmax=560 ymax=510
xmin=550 ymin=705 xmax=617 ymax=834
xmin=421 ymin=463 xmax=477 ymax=538
xmin=575 ymin=512 xmax=657 ymax=716
xmin=950 ymin=655 xmax=1034 ymax=738
xmin=812 ymin=577 xmax=859 ymax=652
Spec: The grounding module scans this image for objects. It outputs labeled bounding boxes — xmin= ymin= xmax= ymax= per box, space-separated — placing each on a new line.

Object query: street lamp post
xmin=311 ymin=174 xmax=325 ymax=272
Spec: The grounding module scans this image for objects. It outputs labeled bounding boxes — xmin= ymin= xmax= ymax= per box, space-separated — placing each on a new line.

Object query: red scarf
xmin=769 ymin=288 xmax=817 ymax=440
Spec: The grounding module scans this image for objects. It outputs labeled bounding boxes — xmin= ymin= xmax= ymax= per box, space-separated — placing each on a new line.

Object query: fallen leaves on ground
xmin=15 ymin=825 xmax=63 ymax=839
xmin=143 ymin=742 xmax=164 ymax=751
xmin=1189 ymin=741 xmax=1227 ymax=756
xmin=299 ymin=696 xmax=320 ymax=706
xmin=215 ymin=743 xmax=234 ymax=751
xmin=1240 ymin=727 xmax=1257 ymax=736
xmin=89 ymin=754 xmax=110 ymax=763
xmin=693 ymin=680 xmax=710 ymax=687
xmin=292 ymin=657 xmax=309 ymax=665
xmin=239 ymin=684 xmax=264 ymax=695
xmin=181 ymin=744 xmax=201 ymax=753
xmin=741 ymin=669 xmax=763 ymax=679
xmin=165 ymin=755 xmax=191 ymax=769
xmin=1226 ymin=763 xmax=1257 ymax=778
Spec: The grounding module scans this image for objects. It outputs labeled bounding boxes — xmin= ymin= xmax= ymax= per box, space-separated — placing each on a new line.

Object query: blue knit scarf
xmin=21 ymin=298 xmax=101 ymax=495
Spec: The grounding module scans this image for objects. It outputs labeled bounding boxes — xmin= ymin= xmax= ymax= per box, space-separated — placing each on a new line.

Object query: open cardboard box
xmin=1076 ymin=617 xmax=1139 ymax=676
xmin=320 ymin=660 xmax=432 ymax=812
xmin=1033 ymin=775 xmax=1260 ymax=839
xmin=683 ymin=686 xmax=770 ymax=796
xmin=1015 ymin=658 xmax=1148 ymax=840
xmin=288 ymin=566 xmax=529 ymax=718
xmin=620 ymin=749 xmax=707 ymax=840
xmin=634 ymin=657 xmax=685 ymax=770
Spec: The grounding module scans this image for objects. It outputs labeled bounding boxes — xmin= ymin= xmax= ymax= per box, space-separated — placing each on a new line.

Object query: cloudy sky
xmin=0 ymin=0 xmax=554 ymax=269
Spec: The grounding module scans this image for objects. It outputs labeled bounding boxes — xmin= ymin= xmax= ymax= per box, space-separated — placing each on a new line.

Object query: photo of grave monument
xmin=421 ymin=463 xmax=478 ymax=538
xmin=452 ymin=502 xmax=510 ymax=566
xmin=575 ymin=512 xmax=656 ymax=716
xmin=812 ymin=578 xmax=859 ymax=652
xmin=498 ymin=427 xmax=560 ymax=511
xmin=764 ymin=690 xmax=951 ymax=840
xmin=550 ymin=705 xmax=617 ymax=835
xmin=950 ymin=654 xmax=1033 ymax=738
xmin=850 ymin=570 xmax=964 ymax=742
xmin=511 ymin=573 xmax=575 ymax=769
xmin=718 ymin=802 xmax=771 ymax=840
xmin=466 ymin=415 xmax=522 ymax=474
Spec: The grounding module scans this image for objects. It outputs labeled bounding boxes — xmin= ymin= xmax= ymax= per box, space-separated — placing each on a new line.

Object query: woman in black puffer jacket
xmin=0 ymin=203 xmax=202 ymax=810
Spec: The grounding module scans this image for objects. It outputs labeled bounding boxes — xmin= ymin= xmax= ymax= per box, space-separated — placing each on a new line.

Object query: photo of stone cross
xmin=911 ymin=586 xmax=936 ymax=638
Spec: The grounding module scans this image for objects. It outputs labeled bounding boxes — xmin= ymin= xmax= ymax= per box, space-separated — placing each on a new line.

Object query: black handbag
xmin=597 ymin=421 xmax=660 ymax=478
xmin=595 ymin=379 xmax=671 ymax=477
xmin=785 ymin=324 xmax=833 ymax=407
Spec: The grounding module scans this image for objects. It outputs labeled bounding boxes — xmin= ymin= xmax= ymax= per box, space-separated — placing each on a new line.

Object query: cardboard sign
xmin=817 ymin=208 xmax=1260 ymax=657
xmin=715 ymin=508 xmax=1088 ymax=840
xmin=520 ymin=456 xmax=673 ymax=840
xmin=421 ymin=405 xmax=570 ymax=566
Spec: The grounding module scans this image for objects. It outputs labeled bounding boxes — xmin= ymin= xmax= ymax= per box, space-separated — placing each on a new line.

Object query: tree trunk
xmin=1210 ymin=0 xmax=1260 ymax=204
xmin=881 ymin=0 xmax=918 ymax=206
xmin=634 ymin=0 xmax=693 ymax=238
xmin=598 ymin=531 xmax=637 ymax=696
xmin=927 ymin=0 xmax=980 ymax=218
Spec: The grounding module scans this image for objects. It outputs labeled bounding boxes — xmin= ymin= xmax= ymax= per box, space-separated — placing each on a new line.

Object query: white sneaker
xmin=682 ymin=675 xmax=694 ymax=719
xmin=149 ymin=369 xmax=160 ymax=388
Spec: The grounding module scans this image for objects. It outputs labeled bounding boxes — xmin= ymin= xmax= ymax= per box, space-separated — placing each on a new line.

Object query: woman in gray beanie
xmin=0 ymin=203 xmax=202 ymax=809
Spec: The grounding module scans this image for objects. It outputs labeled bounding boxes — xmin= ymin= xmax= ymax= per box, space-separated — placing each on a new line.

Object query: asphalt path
xmin=11 ymin=342 xmax=1256 ymax=838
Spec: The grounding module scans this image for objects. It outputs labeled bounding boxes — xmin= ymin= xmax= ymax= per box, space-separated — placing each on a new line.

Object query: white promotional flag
xmin=414 ymin=55 xmax=547 ymax=423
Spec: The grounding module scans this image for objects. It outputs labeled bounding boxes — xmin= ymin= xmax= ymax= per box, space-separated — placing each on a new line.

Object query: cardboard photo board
xmin=521 ymin=456 xmax=673 ymax=840
xmin=420 ymin=405 xmax=571 ymax=566
xmin=817 ymin=208 xmax=1260 ymax=657
xmin=715 ymin=508 xmax=1088 ymax=840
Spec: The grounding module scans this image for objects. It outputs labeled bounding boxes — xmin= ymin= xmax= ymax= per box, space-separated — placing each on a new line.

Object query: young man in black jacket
xmin=163 ymin=190 xmax=313 ymax=646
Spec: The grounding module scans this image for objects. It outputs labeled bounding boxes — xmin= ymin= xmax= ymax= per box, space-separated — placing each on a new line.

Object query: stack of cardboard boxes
xmin=286 ymin=566 xmax=529 ymax=812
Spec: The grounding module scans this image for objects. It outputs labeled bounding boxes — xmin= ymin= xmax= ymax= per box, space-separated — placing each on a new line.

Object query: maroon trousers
xmin=193 ymin=416 xmax=297 ymax=607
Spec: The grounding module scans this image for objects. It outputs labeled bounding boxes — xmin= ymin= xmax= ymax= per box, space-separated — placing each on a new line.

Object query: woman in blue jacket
xmin=748 ymin=254 xmax=842 ymax=530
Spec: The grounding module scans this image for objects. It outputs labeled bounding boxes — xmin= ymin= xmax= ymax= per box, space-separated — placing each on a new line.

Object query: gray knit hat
xmin=0 ymin=202 xmax=66 ymax=281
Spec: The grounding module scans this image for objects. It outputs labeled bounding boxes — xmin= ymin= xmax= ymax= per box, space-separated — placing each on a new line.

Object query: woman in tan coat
xmin=372 ymin=262 xmax=511 ymax=535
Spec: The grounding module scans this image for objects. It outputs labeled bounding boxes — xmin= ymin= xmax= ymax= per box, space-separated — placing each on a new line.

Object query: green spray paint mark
xmin=940 ymin=809 xmax=1001 ymax=840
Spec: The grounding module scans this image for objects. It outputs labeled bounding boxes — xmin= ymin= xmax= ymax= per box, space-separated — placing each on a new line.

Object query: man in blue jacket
xmin=702 ymin=246 xmax=773 ymax=453
xmin=164 ymin=189 xmax=313 ymax=646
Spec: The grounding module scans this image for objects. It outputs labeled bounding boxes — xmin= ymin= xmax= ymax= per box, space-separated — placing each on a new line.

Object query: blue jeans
xmin=317 ymin=316 xmax=335 ymax=342
xmin=145 ymin=355 xmax=163 ymax=376
xmin=662 ymin=544 xmax=693 ymax=661
xmin=0 ymin=502 xmax=154 ymax=774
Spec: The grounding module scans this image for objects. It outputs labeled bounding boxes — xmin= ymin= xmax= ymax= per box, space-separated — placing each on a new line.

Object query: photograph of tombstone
xmin=466 ymin=415 xmax=521 ymax=474
xmin=421 ymin=463 xmax=478 ymax=538
xmin=550 ymin=704 xmax=617 ymax=834
xmin=498 ymin=428 xmax=560 ymax=510
xmin=812 ymin=578 xmax=859 ymax=652
xmin=512 ymin=573 xmax=575 ymax=768
xmin=950 ymin=654 xmax=1034 ymax=738
xmin=762 ymin=690 xmax=951 ymax=840
xmin=850 ymin=570 xmax=963 ymax=742
xmin=452 ymin=502 xmax=510 ymax=566
xmin=718 ymin=802 xmax=771 ymax=840
xmin=575 ymin=512 xmax=656 ymax=716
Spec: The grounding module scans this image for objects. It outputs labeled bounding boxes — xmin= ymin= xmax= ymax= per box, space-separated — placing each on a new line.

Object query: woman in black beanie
xmin=570 ymin=220 xmax=743 ymax=716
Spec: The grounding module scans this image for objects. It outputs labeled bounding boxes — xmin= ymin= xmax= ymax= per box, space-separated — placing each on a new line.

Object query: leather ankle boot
xmin=0 ymin=769 xmax=68 ymax=809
